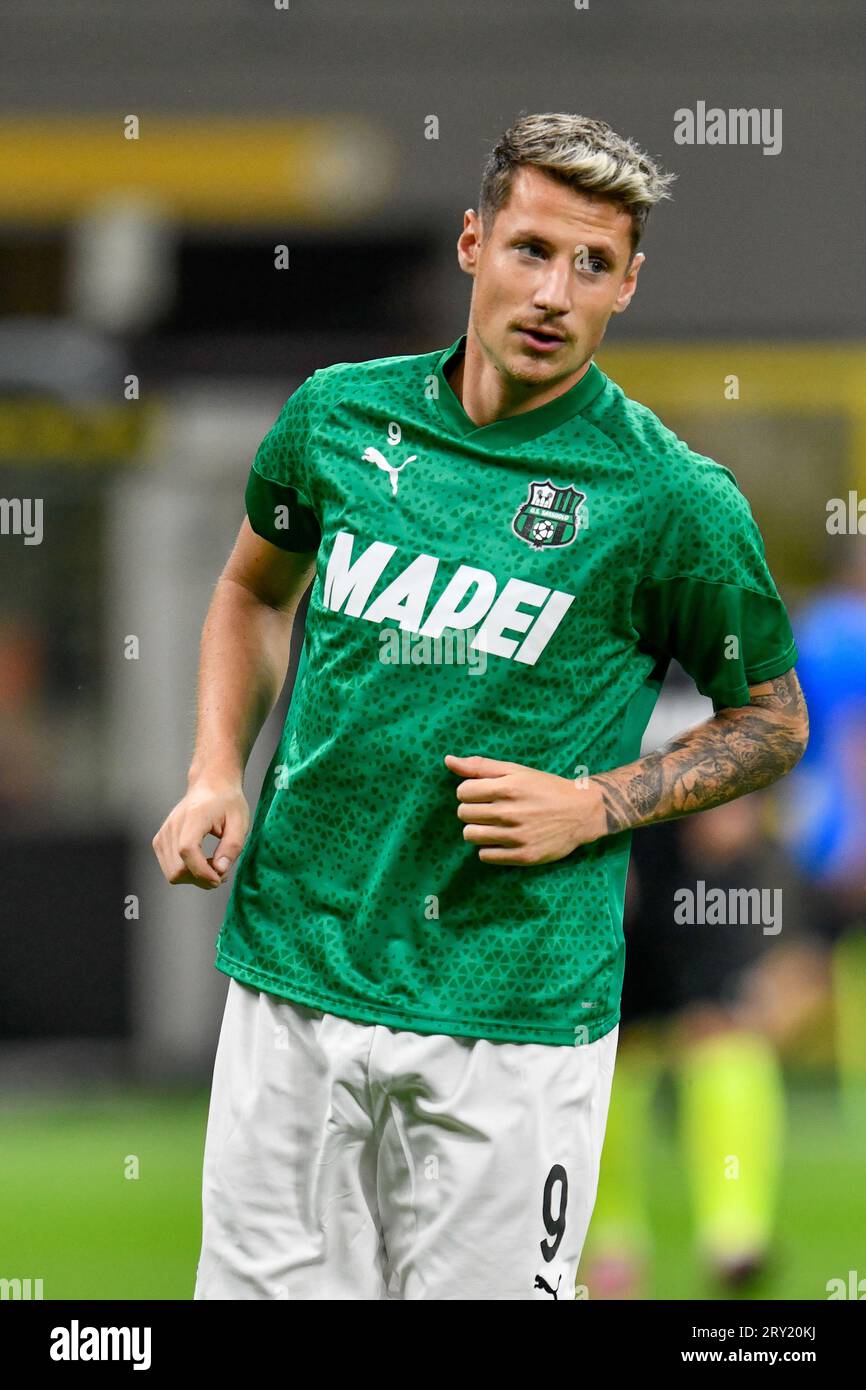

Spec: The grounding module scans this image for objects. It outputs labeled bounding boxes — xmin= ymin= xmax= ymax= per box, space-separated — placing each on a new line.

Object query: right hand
xmin=152 ymin=777 xmax=250 ymax=889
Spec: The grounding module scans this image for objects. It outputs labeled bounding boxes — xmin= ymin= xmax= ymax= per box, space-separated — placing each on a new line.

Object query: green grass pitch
xmin=0 ymin=1082 xmax=862 ymax=1300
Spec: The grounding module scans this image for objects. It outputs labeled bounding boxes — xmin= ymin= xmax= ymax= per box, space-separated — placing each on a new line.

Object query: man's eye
xmin=517 ymin=245 xmax=608 ymax=273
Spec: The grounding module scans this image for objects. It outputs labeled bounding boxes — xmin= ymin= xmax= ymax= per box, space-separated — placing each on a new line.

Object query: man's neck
xmin=446 ymin=332 xmax=592 ymax=427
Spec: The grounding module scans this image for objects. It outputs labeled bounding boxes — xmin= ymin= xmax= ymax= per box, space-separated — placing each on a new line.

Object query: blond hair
xmin=478 ymin=112 xmax=676 ymax=255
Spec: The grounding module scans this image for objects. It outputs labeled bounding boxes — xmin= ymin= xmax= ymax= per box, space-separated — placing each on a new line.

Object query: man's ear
xmin=612 ymin=251 xmax=645 ymax=314
xmin=457 ymin=208 xmax=482 ymax=275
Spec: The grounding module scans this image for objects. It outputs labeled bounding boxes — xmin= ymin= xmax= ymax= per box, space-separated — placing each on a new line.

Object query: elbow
xmin=785 ymin=706 xmax=810 ymax=774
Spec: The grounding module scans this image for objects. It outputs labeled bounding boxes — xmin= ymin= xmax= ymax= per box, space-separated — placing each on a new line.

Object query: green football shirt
xmin=214 ymin=333 xmax=798 ymax=1046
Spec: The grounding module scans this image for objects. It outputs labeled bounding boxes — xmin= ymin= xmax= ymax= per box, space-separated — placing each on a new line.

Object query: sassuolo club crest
xmin=512 ymin=479 xmax=586 ymax=550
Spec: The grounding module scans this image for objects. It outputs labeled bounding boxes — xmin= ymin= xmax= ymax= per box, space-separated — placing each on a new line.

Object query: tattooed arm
xmin=446 ymin=668 xmax=809 ymax=865
xmin=591 ymin=667 xmax=809 ymax=835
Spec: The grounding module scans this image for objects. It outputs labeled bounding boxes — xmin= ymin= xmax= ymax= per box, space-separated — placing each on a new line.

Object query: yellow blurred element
xmin=0 ymin=116 xmax=396 ymax=223
xmin=0 ymin=399 xmax=155 ymax=463
xmin=832 ymin=925 xmax=866 ymax=1128
xmin=597 ymin=343 xmax=866 ymax=491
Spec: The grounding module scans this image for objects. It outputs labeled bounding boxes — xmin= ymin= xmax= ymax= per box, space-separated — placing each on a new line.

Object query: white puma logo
xmin=362 ymin=445 xmax=417 ymax=497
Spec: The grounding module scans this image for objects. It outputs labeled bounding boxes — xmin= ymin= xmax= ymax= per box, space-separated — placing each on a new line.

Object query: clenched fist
xmin=152 ymin=777 xmax=250 ymax=889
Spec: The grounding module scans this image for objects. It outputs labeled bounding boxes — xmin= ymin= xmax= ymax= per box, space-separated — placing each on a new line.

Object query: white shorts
xmin=194 ymin=977 xmax=619 ymax=1301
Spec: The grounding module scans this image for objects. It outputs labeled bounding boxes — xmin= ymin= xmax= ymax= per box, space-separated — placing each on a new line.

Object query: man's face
xmin=457 ymin=165 xmax=644 ymax=387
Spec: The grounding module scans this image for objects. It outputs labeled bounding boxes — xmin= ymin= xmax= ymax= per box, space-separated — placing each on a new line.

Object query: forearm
xmin=591 ymin=690 xmax=808 ymax=835
xmin=187 ymin=577 xmax=295 ymax=787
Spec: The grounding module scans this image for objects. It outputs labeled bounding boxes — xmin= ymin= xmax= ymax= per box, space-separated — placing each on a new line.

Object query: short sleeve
xmin=631 ymin=456 xmax=798 ymax=711
xmin=244 ymin=373 xmax=321 ymax=552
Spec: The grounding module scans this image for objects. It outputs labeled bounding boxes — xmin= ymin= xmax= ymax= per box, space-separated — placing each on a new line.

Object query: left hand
xmin=444 ymin=754 xmax=608 ymax=865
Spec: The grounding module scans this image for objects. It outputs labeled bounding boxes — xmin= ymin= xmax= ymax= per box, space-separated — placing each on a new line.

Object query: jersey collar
xmin=431 ymin=333 xmax=607 ymax=447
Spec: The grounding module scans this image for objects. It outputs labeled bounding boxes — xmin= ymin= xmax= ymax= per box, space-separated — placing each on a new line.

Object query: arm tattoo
xmin=593 ymin=669 xmax=809 ymax=835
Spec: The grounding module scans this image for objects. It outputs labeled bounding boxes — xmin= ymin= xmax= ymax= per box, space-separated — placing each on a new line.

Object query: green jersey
xmin=214 ymin=334 xmax=798 ymax=1046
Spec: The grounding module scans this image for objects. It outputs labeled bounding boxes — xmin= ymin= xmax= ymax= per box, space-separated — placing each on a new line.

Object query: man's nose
xmin=533 ymin=262 xmax=572 ymax=313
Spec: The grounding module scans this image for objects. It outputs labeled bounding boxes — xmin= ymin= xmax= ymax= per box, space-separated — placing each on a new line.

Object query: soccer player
xmin=152 ymin=112 xmax=809 ymax=1300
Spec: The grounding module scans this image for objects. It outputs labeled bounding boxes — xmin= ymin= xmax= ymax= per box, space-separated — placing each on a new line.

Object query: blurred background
xmin=1 ymin=0 xmax=864 ymax=1300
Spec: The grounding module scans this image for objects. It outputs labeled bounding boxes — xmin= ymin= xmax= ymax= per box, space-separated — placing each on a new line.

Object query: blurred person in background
xmin=781 ymin=533 xmax=866 ymax=1123
xmin=0 ymin=615 xmax=54 ymax=822
xmin=583 ymin=770 xmax=831 ymax=1300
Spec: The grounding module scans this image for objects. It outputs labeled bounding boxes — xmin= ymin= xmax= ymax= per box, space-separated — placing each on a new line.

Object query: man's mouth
xmin=517 ymin=326 xmax=565 ymax=351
